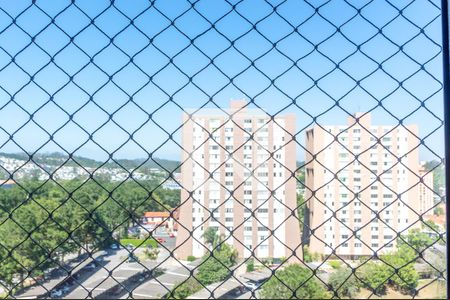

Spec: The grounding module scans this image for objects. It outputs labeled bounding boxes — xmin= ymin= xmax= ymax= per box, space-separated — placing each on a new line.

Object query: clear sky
xmin=0 ymin=0 xmax=444 ymax=162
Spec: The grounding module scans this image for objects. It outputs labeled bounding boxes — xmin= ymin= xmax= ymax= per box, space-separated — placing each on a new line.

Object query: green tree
xmin=358 ymin=261 xmax=391 ymax=295
xmin=328 ymin=267 xmax=361 ymax=298
xmin=399 ymin=228 xmax=435 ymax=253
xmin=434 ymin=205 xmax=444 ymax=216
xmin=383 ymin=248 xmax=419 ymax=294
xmin=259 ymin=264 xmax=328 ymax=299
xmin=170 ymin=278 xmax=202 ymax=299
xmin=202 ymin=227 xmax=218 ymax=247
xmin=196 ymin=243 xmax=238 ymax=285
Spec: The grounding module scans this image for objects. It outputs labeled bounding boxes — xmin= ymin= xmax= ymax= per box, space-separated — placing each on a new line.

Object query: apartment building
xmin=175 ymin=100 xmax=301 ymax=260
xmin=418 ymin=163 xmax=434 ymax=215
xmin=305 ymin=113 xmax=423 ymax=258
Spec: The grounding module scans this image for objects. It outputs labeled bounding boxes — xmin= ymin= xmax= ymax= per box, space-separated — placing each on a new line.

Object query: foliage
xmin=261 ymin=257 xmax=273 ymax=267
xmin=383 ymin=247 xmax=419 ymax=294
xmin=303 ymin=245 xmax=320 ymax=263
xmin=0 ymin=178 xmax=178 ymax=289
xmin=358 ymin=261 xmax=391 ymax=295
xmin=169 ymin=242 xmax=239 ymax=298
xmin=170 ymin=277 xmax=202 ymax=299
xmin=143 ymin=248 xmax=160 ymax=261
xmin=434 ymin=206 xmax=444 ymax=216
xmin=423 ymin=160 xmax=445 ymax=195
xmin=196 ymin=243 xmax=238 ymax=285
xmin=328 ymin=260 xmax=342 ymax=270
xmin=202 ymin=227 xmax=218 ymax=247
xmin=328 ymin=267 xmax=361 ymax=298
xmin=187 ymin=255 xmax=196 ymax=262
xmin=246 ymin=258 xmax=255 ymax=272
xmin=423 ymin=220 xmax=440 ymax=232
xmin=358 ymin=246 xmax=419 ymax=296
xmin=0 ymin=152 xmax=180 ymax=174
xmin=120 ymin=238 xmax=157 ymax=248
xmin=399 ymin=228 xmax=435 ymax=253
xmin=259 ymin=264 xmax=328 ymax=299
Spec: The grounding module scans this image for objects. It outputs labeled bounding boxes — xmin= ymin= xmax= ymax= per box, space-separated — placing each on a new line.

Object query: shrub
xmin=328 ymin=267 xmax=361 ymax=298
xmin=170 ymin=278 xmax=202 ymax=299
xmin=260 ymin=264 xmax=328 ymax=299
xmin=328 ymin=260 xmax=342 ymax=270
xmin=246 ymin=258 xmax=255 ymax=272
xmin=187 ymin=255 xmax=196 ymax=262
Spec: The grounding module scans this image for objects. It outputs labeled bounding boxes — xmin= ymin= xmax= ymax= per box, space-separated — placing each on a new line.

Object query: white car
xmin=243 ymin=281 xmax=260 ymax=291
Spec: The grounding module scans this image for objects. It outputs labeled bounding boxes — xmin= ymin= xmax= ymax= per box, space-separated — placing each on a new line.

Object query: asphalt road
xmin=15 ymin=251 xmax=106 ymax=299
xmin=124 ymin=260 xmax=196 ymax=299
xmin=63 ymin=246 xmax=173 ymax=299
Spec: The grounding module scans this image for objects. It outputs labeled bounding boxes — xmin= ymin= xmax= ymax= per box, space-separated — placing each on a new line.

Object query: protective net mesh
xmin=0 ymin=0 xmax=446 ymax=299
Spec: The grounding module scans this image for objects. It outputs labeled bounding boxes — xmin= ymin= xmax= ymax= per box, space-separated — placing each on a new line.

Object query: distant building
xmin=0 ymin=179 xmax=15 ymax=189
xmin=142 ymin=211 xmax=173 ymax=230
xmin=305 ymin=113 xmax=421 ymax=258
xmin=418 ymin=163 xmax=434 ymax=215
xmin=175 ymin=100 xmax=301 ymax=260
xmin=423 ymin=214 xmax=446 ymax=232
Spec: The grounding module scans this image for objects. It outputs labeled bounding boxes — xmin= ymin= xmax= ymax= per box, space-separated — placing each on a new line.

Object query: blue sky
xmin=0 ymin=0 xmax=444 ymax=162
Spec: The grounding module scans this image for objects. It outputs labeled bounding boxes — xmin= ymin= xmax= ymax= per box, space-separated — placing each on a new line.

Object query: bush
xmin=170 ymin=278 xmax=202 ymax=299
xmin=246 ymin=258 xmax=255 ymax=272
xmin=261 ymin=257 xmax=273 ymax=267
xmin=329 ymin=267 xmax=361 ymax=298
xmin=328 ymin=260 xmax=342 ymax=270
xmin=187 ymin=255 xmax=196 ymax=262
xmin=303 ymin=245 xmax=321 ymax=263
xmin=358 ymin=261 xmax=390 ymax=295
xmin=260 ymin=264 xmax=328 ymax=299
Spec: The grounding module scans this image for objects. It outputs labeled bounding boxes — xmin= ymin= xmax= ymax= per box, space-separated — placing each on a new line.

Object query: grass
xmin=357 ymin=279 xmax=446 ymax=299
xmin=119 ymin=238 xmax=157 ymax=248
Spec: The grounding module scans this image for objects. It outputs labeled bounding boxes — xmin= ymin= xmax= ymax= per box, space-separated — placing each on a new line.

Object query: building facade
xmin=418 ymin=163 xmax=434 ymax=215
xmin=175 ymin=100 xmax=301 ymax=260
xmin=305 ymin=113 xmax=421 ymax=258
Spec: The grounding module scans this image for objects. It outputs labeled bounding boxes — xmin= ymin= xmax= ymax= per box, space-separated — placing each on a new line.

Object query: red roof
xmin=144 ymin=211 xmax=170 ymax=218
xmin=424 ymin=214 xmax=446 ymax=227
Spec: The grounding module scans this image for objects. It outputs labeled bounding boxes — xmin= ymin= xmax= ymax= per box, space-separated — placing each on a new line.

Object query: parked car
xmin=50 ymin=289 xmax=63 ymax=298
xmin=110 ymin=243 xmax=119 ymax=250
xmin=242 ymin=281 xmax=261 ymax=291
xmin=61 ymin=284 xmax=70 ymax=294
xmin=85 ymin=262 xmax=97 ymax=269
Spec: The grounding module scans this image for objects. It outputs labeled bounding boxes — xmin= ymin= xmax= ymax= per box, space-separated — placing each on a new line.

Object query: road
xmin=125 ymin=260 xmax=196 ymax=299
xmin=188 ymin=278 xmax=242 ymax=299
xmin=63 ymin=246 xmax=173 ymax=299
xmin=15 ymin=251 xmax=106 ymax=299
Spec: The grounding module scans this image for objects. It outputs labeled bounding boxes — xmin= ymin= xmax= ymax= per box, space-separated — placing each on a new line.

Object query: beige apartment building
xmin=418 ymin=163 xmax=434 ymax=215
xmin=304 ymin=112 xmax=431 ymax=258
xmin=175 ymin=100 xmax=301 ymax=260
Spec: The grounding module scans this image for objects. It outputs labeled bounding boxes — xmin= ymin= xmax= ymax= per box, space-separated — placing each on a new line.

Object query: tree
xmin=434 ymin=205 xmax=444 ymax=216
xmin=259 ymin=264 xmax=328 ymax=299
xmin=202 ymin=227 xmax=218 ymax=247
xmin=196 ymin=243 xmax=238 ymax=285
xmin=328 ymin=267 xmax=361 ymax=298
xmin=358 ymin=261 xmax=391 ymax=295
xmin=383 ymin=248 xmax=419 ymax=294
xmin=399 ymin=228 xmax=435 ymax=253
xmin=170 ymin=277 xmax=202 ymax=299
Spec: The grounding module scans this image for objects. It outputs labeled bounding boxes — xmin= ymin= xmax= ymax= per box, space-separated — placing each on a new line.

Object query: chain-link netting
xmin=0 ymin=0 xmax=447 ymax=299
